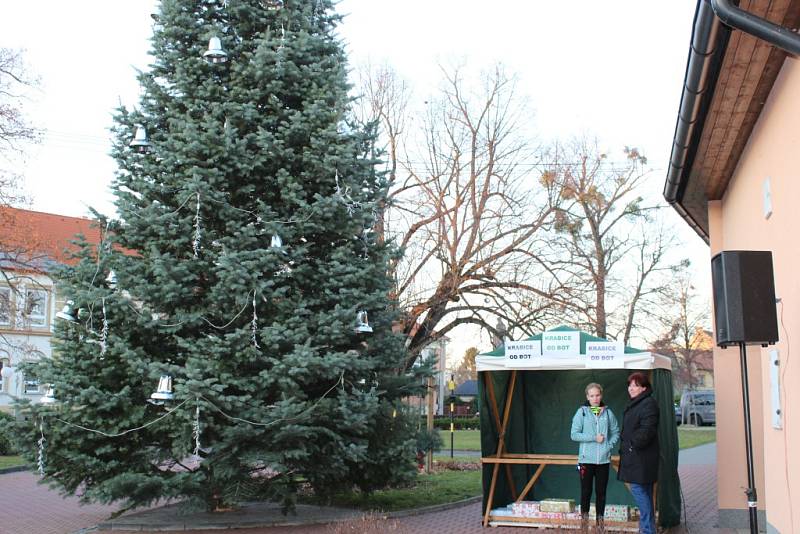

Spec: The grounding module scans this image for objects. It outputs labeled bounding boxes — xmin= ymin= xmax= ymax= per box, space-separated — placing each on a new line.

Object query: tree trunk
xmin=595 ymin=268 xmax=607 ymax=338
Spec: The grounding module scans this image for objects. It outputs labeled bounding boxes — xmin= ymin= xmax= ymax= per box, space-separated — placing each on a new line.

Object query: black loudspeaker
xmin=711 ymin=250 xmax=779 ymax=347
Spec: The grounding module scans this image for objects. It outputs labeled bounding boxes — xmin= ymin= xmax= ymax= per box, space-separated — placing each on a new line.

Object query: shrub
xmin=0 ymin=412 xmax=17 ymax=455
xmin=415 ymin=428 xmax=443 ymax=454
xmin=431 ymin=416 xmax=481 ymax=431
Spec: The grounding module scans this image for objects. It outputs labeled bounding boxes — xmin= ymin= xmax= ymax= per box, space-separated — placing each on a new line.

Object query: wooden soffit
xmin=682 ymin=0 xmax=800 ymax=229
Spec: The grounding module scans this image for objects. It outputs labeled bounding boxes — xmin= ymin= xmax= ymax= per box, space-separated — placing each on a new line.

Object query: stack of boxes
xmin=494 ymin=499 xmax=638 ymax=524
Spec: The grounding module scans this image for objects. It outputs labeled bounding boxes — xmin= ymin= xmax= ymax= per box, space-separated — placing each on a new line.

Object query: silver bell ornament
xmin=149 ymin=375 xmax=174 ymax=404
xmin=55 ymin=301 xmax=78 ymax=322
xmin=354 ymin=310 xmax=373 ymax=334
xmin=129 ymin=125 xmax=150 ymax=152
xmin=40 ymin=386 xmax=57 ymax=405
xmin=270 ymin=234 xmax=283 ymax=249
xmin=105 ymin=270 xmax=118 ymax=289
xmin=203 ymin=37 xmax=228 ymax=64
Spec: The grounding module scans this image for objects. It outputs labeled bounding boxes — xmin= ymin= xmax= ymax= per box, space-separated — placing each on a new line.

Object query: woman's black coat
xmin=617 ymin=390 xmax=660 ymax=485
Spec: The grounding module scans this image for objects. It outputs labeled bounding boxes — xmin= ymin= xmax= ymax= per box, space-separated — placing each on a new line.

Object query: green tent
xmin=477 ymin=326 xmax=680 ymax=528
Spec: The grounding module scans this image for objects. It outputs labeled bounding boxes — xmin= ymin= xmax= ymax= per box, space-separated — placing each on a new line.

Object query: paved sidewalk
xmin=0 ymin=470 xmax=117 ymax=534
xmin=0 ymin=443 xmax=746 ymax=534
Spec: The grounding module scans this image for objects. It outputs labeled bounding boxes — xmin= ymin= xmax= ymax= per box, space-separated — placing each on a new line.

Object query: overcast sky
xmin=2 ymin=0 xmax=710 ymax=357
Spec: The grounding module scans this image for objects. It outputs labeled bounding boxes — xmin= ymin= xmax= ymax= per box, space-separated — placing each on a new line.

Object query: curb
xmin=0 ymin=465 xmax=29 ymax=475
xmin=95 ymin=495 xmax=483 ymax=531
xmin=383 ymin=494 xmax=482 ymax=519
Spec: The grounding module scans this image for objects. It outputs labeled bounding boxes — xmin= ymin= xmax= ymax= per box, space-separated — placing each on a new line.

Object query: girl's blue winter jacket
xmin=570 ymin=403 xmax=620 ymax=465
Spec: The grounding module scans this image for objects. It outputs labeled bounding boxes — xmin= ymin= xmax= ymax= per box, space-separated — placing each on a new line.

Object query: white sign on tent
xmin=542 ymin=331 xmax=580 ymax=358
xmin=585 ymin=341 xmax=625 ymax=368
xmin=503 ymin=340 xmax=542 ymax=368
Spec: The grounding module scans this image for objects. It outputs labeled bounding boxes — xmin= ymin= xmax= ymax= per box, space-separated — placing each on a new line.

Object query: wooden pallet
xmin=487 ymin=515 xmax=639 ymax=531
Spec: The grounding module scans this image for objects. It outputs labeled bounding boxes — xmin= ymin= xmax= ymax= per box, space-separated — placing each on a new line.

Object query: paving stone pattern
xmin=0 ymin=447 xmax=750 ymax=534
xmin=0 ymin=471 xmax=117 ymax=534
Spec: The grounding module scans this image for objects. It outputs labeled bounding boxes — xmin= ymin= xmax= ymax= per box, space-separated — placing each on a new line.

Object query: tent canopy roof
xmin=477 ymin=325 xmax=671 ymax=371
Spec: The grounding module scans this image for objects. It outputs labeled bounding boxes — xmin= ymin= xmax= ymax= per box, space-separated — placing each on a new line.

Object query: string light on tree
xmin=193 ymin=399 xmax=202 ymax=456
xmin=193 ymin=193 xmax=201 ymax=257
xmin=99 ymin=298 xmax=109 ymax=359
xmin=37 ymin=419 xmax=46 ymax=476
xmin=251 ymin=290 xmax=260 ymax=349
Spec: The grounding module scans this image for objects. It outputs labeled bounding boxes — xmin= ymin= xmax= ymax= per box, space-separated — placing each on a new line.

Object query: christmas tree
xmin=18 ymin=0 xmax=425 ymax=512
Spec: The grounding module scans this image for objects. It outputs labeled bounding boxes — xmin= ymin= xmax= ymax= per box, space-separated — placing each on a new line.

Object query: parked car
xmin=679 ymin=390 xmax=716 ymax=426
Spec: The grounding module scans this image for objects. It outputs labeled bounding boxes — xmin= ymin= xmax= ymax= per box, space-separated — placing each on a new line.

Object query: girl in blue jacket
xmin=571 ymin=382 xmax=620 ymax=532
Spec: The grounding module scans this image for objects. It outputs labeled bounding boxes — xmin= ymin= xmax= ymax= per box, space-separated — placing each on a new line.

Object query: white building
xmin=0 ymin=208 xmax=100 ymax=414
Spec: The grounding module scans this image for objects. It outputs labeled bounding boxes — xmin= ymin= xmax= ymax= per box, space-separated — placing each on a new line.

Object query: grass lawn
xmin=303 ymin=469 xmax=481 ymax=512
xmin=296 ymin=427 xmax=719 ymax=514
xmin=0 ymin=456 xmax=25 ymax=469
xmin=677 ymin=427 xmax=716 ymax=449
xmin=441 ymin=429 xmax=482 ymax=451
xmin=439 ymin=427 xmax=716 ymax=452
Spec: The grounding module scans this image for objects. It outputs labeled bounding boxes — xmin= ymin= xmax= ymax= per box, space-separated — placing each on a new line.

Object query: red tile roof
xmin=0 ymin=207 xmax=102 ymax=266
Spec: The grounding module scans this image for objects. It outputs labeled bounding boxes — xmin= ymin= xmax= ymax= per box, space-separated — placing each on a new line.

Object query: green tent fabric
xmin=477 ymin=328 xmax=681 ymax=528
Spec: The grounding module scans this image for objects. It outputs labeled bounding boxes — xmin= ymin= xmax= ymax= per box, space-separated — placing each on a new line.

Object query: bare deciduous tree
xmin=650 ymin=276 xmax=712 ymax=396
xmin=0 ymin=48 xmax=40 ymax=152
xmin=1 ymin=46 xmax=40 ymax=235
xmin=1 ymin=47 xmax=39 ymax=209
xmin=615 ymin=218 xmax=690 ymax=346
xmin=358 ymin=64 xmax=568 ymax=370
xmin=543 ymin=138 xmax=687 ymax=344
xmin=1 ymin=47 xmax=44 ymax=353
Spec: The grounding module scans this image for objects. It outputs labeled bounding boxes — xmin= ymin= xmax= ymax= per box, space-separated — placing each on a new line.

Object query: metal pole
xmin=738 ymin=342 xmax=758 ymax=534
xmin=450 ymin=395 xmax=455 ymax=458
xmin=427 ymin=375 xmax=434 ymax=473
xmin=447 ymin=374 xmax=456 ymax=459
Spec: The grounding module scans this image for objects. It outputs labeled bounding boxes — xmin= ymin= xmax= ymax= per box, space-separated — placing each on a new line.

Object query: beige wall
xmin=709 ymin=56 xmax=800 ymax=533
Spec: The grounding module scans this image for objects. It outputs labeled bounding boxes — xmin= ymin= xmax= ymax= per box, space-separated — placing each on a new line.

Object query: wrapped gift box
xmin=530 ymin=511 xmax=566 ymax=519
xmin=588 ymin=503 xmax=630 ymax=521
xmin=605 ymin=504 xmax=630 ymax=521
xmin=540 ymin=498 xmax=575 ymax=513
xmin=511 ymin=501 xmax=540 ymax=517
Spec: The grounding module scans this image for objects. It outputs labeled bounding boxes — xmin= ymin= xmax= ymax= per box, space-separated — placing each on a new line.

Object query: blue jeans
xmin=630 ymin=482 xmax=656 ymax=534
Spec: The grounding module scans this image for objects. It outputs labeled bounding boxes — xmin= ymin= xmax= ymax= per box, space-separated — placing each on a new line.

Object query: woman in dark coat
xmin=618 ymin=372 xmax=659 ymax=534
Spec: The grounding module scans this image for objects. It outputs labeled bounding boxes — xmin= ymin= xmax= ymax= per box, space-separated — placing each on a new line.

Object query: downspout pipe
xmin=664 ymin=1 xmax=727 ymax=241
xmin=711 ymin=0 xmax=800 ymax=56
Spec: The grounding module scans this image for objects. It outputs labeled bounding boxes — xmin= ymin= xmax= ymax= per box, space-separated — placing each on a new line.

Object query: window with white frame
xmin=24 ymin=379 xmax=40 ymax=394
xmin=22 ymin=288 xmax=48 ymax=328
xmin=0 ymin=287 xmax=11 ymax=326
xmin=0 ymin=358 xmax=9 ymax=392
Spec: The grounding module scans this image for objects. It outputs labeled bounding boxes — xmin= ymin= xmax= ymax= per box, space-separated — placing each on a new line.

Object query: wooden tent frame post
xmin=484 ymin=368 xmax=517 ymax=499
xmin=482 ymin=369 xmax=518 ymax=527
